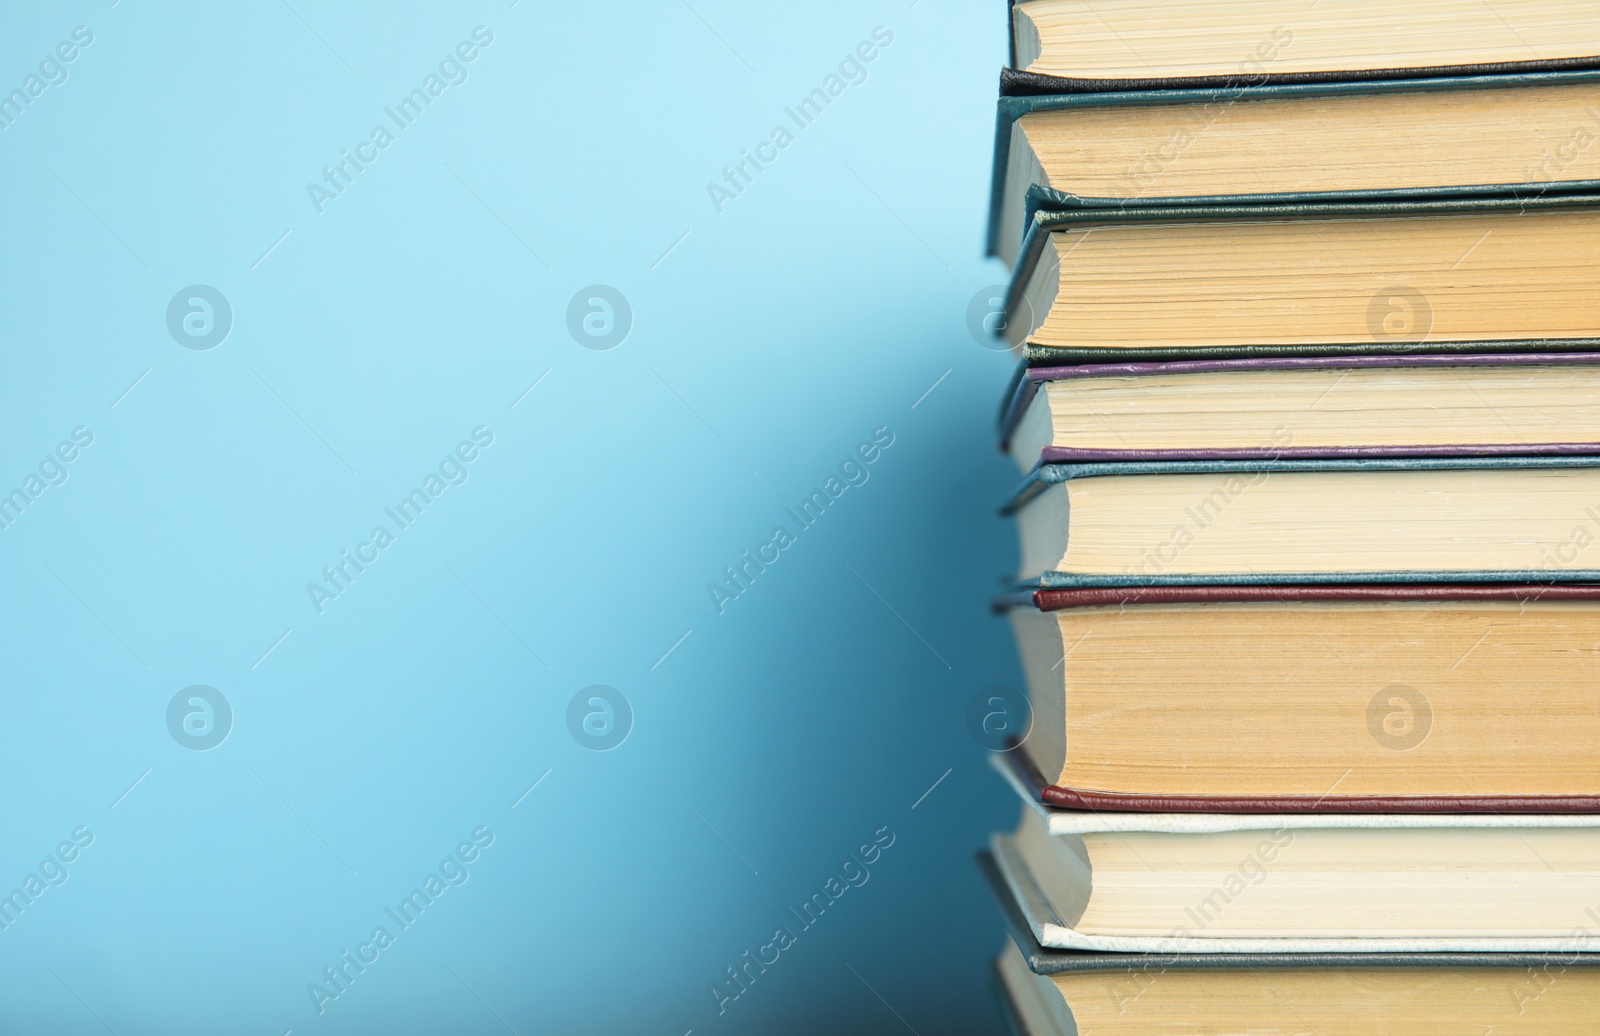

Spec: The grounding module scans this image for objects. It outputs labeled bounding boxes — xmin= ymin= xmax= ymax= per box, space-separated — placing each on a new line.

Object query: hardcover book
xmin=991 ymin=803 xmax=1600 ymax=952
xmin=987 ymin=750 xmax=1600 ymax=835
xmin=987 ymin=72 xmax=1600 ymax=264
xmin=998 ymin=196 xmax=1600 ymax=364
xmin=1001 ymin=585 xmax=1600 ymax=811
xmin=1004 ymin=0 xmax=1600 ymax=94
xmin=999 ymin=353 xmax=1600 ymax=468
xmin=982 ymin=851 xmax=1600 ymax=1034
xmin=1006 ymin=456 xmax=1600 ymax=587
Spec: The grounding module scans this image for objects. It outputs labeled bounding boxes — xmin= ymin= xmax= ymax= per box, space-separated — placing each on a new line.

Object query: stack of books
xmin=979 ymin=2 xmax=1600 ymax=1031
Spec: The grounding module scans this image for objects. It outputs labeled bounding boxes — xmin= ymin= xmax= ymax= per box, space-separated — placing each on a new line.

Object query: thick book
xmin=998 ymin=353 xmax=1600 ymax=468
xmin=1006 ymin=456 xmax=1600 ymax=587
xmin=987 ymin=71 xmax=1600 ymax=264
xmin=1003 ymin=0 xmax=1600 ymax=94
xmin=1000 ymin=584 xmax=1600 ymax=811
xmin=996 ymin=195 xmax=1600 ymax=364
xmin=981 ymin=852 xmax=1600 ymax=1035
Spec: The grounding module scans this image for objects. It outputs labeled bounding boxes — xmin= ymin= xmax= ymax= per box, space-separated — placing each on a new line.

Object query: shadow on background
xmin=0 ymin=1 xmax=1020 ymax=1031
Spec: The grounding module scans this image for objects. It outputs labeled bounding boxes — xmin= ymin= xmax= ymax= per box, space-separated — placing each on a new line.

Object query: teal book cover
xmin=985 ymin=69 xmax=1600 ymax=256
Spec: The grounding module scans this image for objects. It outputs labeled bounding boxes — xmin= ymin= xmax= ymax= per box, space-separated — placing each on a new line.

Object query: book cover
xmin=997 ymin=193 xmax=1600 ymax=364
xmin=984 ymin=70 xmax=1600 ymax=256
xmin=998 ymin=352 xmax=1600 ymax=462
xmin=1004 ymin=456 xmax=1600 ymax=588
xmin=996 ymin=0 xmax=1600 ymax=95
xmin=987 ymin=750 xmax=1600 ymax=835
xmin=999 ymin=58 xmax=1600 ymax=96
xmin=978 ymin=849 xmax=1600 ymax=973
xmin=997 ymin=584 xmax=1600 ymax=812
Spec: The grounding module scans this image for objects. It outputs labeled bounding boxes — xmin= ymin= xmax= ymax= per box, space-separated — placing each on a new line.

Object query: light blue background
xmin=0 ymin=1 xmax=1022 ymax=1031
